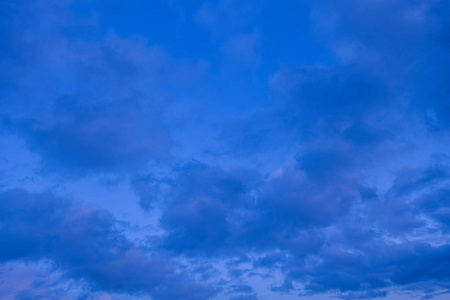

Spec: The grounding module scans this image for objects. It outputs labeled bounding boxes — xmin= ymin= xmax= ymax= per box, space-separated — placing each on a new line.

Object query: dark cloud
xmin=0 ymin=1 xmax=209 ymax=174
xmin=260 ymin=164 xmax=357 ymax=228
xmin=143 ymin=162 xmax=260 ymax=255
xmin=130 ymin=158 xmax=450 ymax=297
xmin=128 ymin=152 xmax=450 ymax=298
xmin=21 ymin=96 xmax=169 ymax=173
xmin=417 ymin=188 xmax=450 ymax=228
xmin=313 ymin=0 xmax=450 ymax=132
xmin=0 ymin=189 xmax=216 ymax=299
xmin=2 ymin=0 xmax=450 ymax=299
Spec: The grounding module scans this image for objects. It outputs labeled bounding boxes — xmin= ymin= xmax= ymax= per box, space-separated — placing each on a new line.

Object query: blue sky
xmin=1 ymin=1 xmax=450 ymax=299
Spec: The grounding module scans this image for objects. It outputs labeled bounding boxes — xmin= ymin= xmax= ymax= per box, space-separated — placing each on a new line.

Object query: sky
xmin=1 ymin=0 xmax=450 ymax=299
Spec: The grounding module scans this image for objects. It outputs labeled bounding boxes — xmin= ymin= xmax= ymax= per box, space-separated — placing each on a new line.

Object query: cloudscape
xmin=1 ymin=1 xmax=450 ymax=299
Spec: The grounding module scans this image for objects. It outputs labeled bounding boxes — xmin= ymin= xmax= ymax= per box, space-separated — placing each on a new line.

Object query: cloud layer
xmin=1 ymin=0 xmax=450 ymax=299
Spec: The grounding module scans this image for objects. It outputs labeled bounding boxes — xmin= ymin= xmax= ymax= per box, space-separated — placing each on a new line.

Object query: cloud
xmin=136 ymin=162 xmax=260 ymax=255
xmin=130 ymin=157 xmax=450 ymax=297
xmin=0 ymin=189 xmax=216 ymax=300
xmin=0 ymin=1 xmax=207 ymax=174
xmin=269 ymin=65 xmax=389 ymax=136
xmin=312 ymin=0 xmax=450 ymax=132
xmin=22 ymin=95 xmax=169 ymax=173
xmin=0 ymin=263 xmax=73 ymax=300
xmin=129 ymin=150 xmax=450 ymax=298
xmin=3 ymin=0 xmax=450 ymax=299
xmin=123 ymin=0 xmax=450 ymax=298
